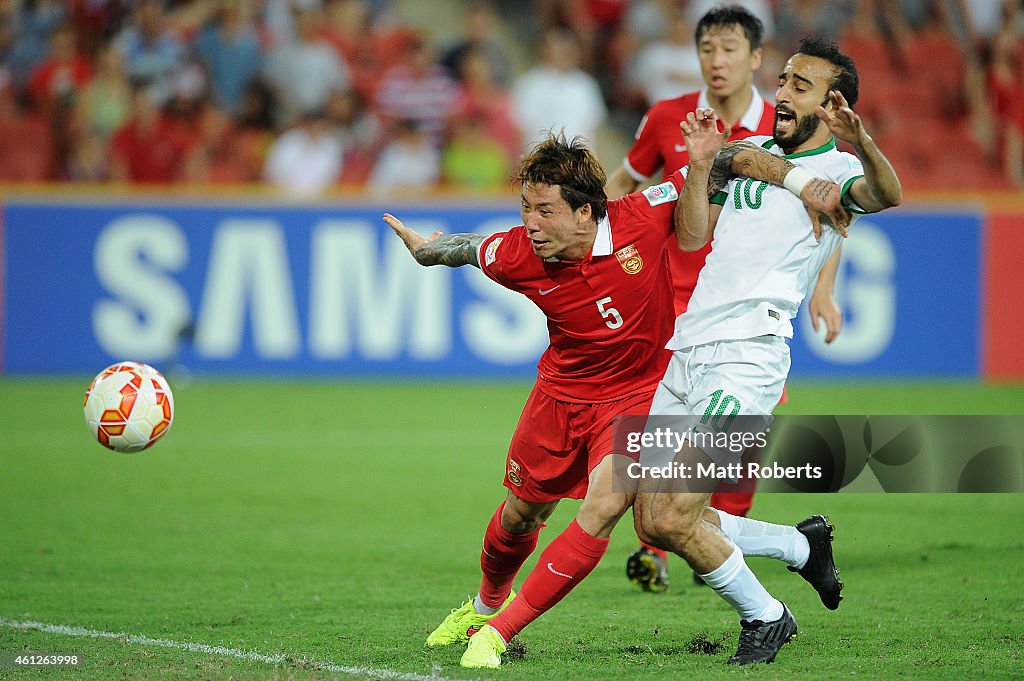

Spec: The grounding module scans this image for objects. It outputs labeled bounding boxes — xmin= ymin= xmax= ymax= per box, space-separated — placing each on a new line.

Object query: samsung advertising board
xmin=791 ymin=210 xmax=980 ymax=377
xmin=1 ymin=202 xmax=980 ymax=378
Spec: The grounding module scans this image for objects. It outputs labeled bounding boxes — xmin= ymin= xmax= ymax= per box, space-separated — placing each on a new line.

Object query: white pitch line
xmin=0 ymin=618 xmax=466 ymax=681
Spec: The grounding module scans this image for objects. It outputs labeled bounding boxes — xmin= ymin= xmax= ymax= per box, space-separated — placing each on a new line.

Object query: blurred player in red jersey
xmin=384 ymin=131 xmax=847 ymax=669
xmin=607 ymin=5 xmax=845 ymax=592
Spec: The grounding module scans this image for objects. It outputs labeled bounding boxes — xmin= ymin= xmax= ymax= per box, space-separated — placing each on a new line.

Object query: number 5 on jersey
xmin=596 ymin=296 xmax=623 ymax=329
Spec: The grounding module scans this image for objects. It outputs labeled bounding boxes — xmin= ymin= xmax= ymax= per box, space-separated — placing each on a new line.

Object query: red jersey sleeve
xmin=477 ymin=227 xmax=535 ymax=293
xmin=625 ymin=105 xmax=666 ymax=180
xmin=477 ymin=230 xmax=511 ymax=285
xmin=613 ymin=168 xmax=686 ymax=241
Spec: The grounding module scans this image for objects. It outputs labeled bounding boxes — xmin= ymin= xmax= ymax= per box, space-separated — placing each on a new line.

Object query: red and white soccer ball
xmin=83 ymin=361 xmax=174 ymax=452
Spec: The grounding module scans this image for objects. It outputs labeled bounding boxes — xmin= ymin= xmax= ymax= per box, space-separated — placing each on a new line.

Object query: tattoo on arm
xmin=710 ymin=141 xmax=796 ymax=197
xmin=705 ymin=177 xmax=724 ymax=202
xmin=413 ymin=233 xmax=485 ymax=268
xmin=717 ymin=141 xmax=800 ymax=194
xmin=708 ymin=141 xmax=747 ymax=198
xmin=808 ymin=179 xmax=837 ymax=203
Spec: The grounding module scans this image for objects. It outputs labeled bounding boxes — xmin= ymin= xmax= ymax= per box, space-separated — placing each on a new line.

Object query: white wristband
xmin=783 ymin=166 xmax=815 ymax=197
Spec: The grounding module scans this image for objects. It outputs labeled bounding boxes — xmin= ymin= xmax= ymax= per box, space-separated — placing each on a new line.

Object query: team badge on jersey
xmin=484 ymin=237 xmax=502 ymax=266
xmin=641 ymin=180 xmax=678 ymax=206
xmin=615 ymin=244 xmax=643 ymax=274
xmin=507 ymin=459 xmax=524 ymax=486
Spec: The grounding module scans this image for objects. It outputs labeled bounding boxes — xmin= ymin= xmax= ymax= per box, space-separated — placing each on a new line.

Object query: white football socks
xmin=699 ymin=544 xmax=784 ymax=623
xmin=712 ymin=508 xmax=810 ymax=569
xmin=473 ymin=594 xmax=501 ymax=615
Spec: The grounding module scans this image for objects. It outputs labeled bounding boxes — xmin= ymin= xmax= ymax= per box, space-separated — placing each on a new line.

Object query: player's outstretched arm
xmin=383 ymin=213 xmax=484 ymax=268
xmin=676 ymin=109 xmax=851 ymax=247
xmin=816 ymin=90 xmax=902 ymax=213
xmin=675 ymin=109 xmax=726 ymax=251
xmin=723 ymin=142 xmax=852 ymax=238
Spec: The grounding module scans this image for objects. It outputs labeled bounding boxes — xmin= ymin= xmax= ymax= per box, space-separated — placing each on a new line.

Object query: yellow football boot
xmin=460 ymin=625 xmax=507 ymax=669
xmin=425 ymin=591 xmax=515 ymax=647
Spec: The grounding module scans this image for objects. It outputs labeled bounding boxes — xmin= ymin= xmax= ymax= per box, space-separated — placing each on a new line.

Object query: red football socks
xmin=639 ymin=541 xmax=667 ymax=561
xmin=488 ymin=519 xmax=608 ymax=643
xmin=477 ymin=503 xmax=541 ymax=609
xmin=710 ymin=489 xmax=756 ymax=517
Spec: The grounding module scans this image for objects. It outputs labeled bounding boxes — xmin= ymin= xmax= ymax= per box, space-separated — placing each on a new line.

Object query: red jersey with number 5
xmin=477 ymin=172 xmax=683 ymax=404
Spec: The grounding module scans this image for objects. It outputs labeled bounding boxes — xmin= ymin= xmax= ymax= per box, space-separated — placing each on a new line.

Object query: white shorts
xmin=648 ymin=336 xmax=790 ymax=471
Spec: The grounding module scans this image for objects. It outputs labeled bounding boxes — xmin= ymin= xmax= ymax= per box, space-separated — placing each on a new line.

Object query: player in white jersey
xmin=671 ymin=134 xmax=862 ymax=350
xmin=632 ymin=36 xmax=903 ymax=665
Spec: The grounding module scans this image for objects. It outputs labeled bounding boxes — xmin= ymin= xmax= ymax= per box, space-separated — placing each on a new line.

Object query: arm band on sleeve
xmin=783 ymin=166 xmax=815 ymax=197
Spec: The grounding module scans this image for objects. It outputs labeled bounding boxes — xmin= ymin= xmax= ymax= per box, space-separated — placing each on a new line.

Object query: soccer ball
xmin=83 ymin=362 xmax=174 ymax=452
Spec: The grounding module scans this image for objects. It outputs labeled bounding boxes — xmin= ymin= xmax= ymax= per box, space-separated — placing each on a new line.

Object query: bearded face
xmin=773 ymin=54 xmax=838 ymax=154
xmin=773 ymin=101 xmax=822 ymax=152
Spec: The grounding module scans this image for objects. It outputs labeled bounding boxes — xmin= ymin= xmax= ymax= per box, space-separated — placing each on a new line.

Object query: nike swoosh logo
xmin=547 ymin=562 xmax=573 ymax=579
xmin=538 ymin=286 xmax=560 ymax=296
xmin=674 ymin=144 xmax=687 ymax=152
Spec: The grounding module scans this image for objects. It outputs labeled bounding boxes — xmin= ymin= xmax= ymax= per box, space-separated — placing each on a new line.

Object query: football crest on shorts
xmin=615 ymin=244 xmax=643 ymax=274
xmin=507 ymin=459 xmax=524 ymax=486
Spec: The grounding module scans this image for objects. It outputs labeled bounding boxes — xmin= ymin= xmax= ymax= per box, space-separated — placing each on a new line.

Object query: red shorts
xmin=502 ymin=383 xmax=656 ymax=503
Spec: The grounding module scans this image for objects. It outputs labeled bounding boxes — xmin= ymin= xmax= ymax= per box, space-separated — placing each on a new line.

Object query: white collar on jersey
xmin=543 ymin=214 xmax=612 ymax=262
xmin=698 ymin=85 xmax=767 ymax=132
xmin=592 ymin=214 xmax=613 ymax=256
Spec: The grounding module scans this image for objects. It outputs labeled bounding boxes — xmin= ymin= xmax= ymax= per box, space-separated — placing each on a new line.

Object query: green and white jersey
xmin=668 ymin=136 xmax=866 ymax=350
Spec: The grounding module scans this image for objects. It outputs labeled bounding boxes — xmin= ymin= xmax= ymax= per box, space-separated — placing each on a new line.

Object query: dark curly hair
xmin=517 ymin=131 xmax=608 ymax=222
xmin=797 ymin=35 xmax=860 ymax=108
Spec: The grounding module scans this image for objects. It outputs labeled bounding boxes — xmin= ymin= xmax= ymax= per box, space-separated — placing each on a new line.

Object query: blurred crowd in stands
xmin=0 ymin=0 xmax=1022 ymax=194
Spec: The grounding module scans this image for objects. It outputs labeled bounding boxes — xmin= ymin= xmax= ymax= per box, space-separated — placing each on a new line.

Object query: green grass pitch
xmin=1 ymin=378 xmax=1023 ymax=680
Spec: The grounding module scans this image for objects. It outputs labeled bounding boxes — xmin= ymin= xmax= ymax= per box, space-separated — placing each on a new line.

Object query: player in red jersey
xmin=384 ymin=132 xmax=847 ymax=669
xmin=608 ymin=5 xmax=844 ymax=591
